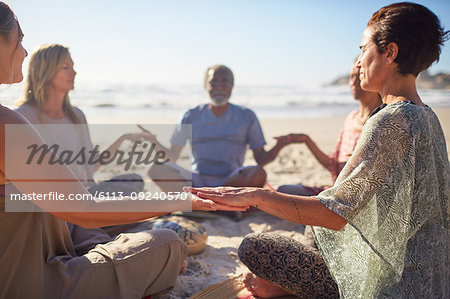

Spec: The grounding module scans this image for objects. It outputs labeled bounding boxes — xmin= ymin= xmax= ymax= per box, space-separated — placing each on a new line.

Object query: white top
xmin=15 ymin=104 xmax=96 ymax=188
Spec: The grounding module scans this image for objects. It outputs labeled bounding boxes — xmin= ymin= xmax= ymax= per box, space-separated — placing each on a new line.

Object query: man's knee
xmin=224 ymin=165 xmax=266 ymax=187
xmin=147 ymin=163 xmax=164 ymax=179
xmin=277 ymin=184 xmax=305 ymax=195
xmin=247 ymin=166 xmax=266 ymax=187
xmin=148 ymin=164 xmax=186 ymax=192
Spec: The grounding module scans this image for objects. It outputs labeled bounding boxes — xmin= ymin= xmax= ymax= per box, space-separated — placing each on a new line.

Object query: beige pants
xmin=0 ymin=197 xmax=187 ymax=299
xmin=66 ymin=229 xmax=188 ymax=298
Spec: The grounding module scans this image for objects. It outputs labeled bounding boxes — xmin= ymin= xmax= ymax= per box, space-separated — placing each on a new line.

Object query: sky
xmin=7 ymin=0 xmax=450 ymax=89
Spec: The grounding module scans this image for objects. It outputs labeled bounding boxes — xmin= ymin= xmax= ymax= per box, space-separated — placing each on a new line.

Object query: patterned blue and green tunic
xmin=314 ymin=101 xmax=449 ymax=298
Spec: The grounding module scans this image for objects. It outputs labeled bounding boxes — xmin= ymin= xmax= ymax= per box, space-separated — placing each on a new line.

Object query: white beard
xmin=210 ymin=95 xmax=229 ymax=107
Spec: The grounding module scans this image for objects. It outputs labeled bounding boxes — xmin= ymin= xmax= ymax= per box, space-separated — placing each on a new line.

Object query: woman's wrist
xmin=253 ymin=188 xmax=273 ymax=209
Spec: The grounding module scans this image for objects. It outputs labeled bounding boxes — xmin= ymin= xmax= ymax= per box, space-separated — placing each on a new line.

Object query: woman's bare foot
xmin=179 ymin=260 xmax=188 ymax=275
xmin=243 ymin=272 xmax=292 ymax=298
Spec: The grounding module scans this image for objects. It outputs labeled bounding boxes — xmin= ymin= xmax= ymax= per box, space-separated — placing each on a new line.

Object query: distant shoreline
xmin=328 ymin=70 xmax=450 ymax=90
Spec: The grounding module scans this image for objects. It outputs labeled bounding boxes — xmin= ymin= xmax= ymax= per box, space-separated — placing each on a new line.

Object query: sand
xmin=92 ymin=107 xmax=450 ymax=298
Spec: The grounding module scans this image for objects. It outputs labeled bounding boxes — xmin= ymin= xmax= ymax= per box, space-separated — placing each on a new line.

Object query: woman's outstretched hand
xmin=185 ymin=186 xmax=263 ymax=209
xmin=115 ymin=124 xmax=158 ymax=144
xmin=187 ymin=187 xmax=250 ymax=211
xmin=274 ymin=133 xmax=310 ymax=144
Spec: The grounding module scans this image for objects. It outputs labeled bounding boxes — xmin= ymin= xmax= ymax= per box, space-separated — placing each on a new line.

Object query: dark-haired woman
xmin=192 ymin=2 xmax=449 ymax=298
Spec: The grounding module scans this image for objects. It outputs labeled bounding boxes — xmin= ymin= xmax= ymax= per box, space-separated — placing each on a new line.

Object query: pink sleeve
xmin=329 ymin=111 xmax=362 ymax=182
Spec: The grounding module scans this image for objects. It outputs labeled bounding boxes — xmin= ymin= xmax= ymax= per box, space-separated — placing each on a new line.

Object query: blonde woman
xmin=16 ymin=44 xmax=145 ymax=196
xmin=15 ymin=44 xmax=156 ymax=253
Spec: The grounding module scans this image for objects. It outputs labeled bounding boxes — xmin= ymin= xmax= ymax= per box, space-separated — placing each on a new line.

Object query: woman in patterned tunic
xmin=191 ymin=2 xmax=449 ymax=298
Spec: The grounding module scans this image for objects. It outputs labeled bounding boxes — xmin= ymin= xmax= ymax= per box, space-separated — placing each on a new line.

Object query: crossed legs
xmin=238 ymin=233 xmax=339 ymax=298
xmin=148 ymin=163 xmax=267 ymax=192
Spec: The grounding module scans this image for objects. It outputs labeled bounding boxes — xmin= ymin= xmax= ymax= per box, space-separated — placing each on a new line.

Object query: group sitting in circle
xmin=0 ymin=1 xmax=448 ymax=298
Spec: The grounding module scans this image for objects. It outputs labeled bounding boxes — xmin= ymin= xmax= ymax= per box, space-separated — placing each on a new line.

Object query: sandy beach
xmin=90 ymin=107 xmax=450 ymax=298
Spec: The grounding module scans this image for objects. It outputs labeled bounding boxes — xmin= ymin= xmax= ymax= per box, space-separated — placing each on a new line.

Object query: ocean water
xmin=1 ymin=82 xmax=449 ymax=121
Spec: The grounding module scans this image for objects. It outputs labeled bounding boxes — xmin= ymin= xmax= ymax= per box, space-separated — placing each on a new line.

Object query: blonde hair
xmin=17 ymin=44 xmax=81 ymax=123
